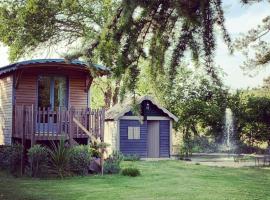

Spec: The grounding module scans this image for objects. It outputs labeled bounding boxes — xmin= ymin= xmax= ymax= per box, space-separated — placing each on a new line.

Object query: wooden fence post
xmin=31 ymin=104 xmax=35 ymax=147
xmin=21 ymin=105 xmax=26 ymax=176
xmin=100 ymin=109 xmax=105 ymax=142
xmin=69 ymin=107 xmax=74 ymax=146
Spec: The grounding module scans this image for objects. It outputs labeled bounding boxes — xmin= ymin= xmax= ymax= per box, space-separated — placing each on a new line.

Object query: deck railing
xmin=13 ymin=105 xmax=105 ymax=143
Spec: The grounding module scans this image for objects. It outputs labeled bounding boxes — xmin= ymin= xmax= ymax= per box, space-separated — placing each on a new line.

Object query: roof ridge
xmin=105 ymin=95 xmax=178 ymax=122
xmin=0 ymin=58 xmax=108 ymax=76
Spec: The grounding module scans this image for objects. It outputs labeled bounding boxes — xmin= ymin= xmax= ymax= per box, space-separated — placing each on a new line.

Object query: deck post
xmin=12 ymin=104 xmax=15 ymax=140
xmin=100 ymin=109 xmax=105 ymax=142
xmin=21 ymin=105 xmax=26 ymax=175
xmin=31 ymin=104 xmax=35 ymax=147
xmin=69 ymin=107 xmax=74 ymax=146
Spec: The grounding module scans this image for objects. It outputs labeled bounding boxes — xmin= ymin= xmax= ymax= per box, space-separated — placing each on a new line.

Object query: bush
xmin=123 ymin=154 xmax=140 ymax=161
xmin=0 ymin=145 xmax=12 ymax=169
xmin=90 ymin=142 xmax=101 ymax=158
xmin=104 ymin=151 xmax=123 ymax=174
xmin=0 ymin=144 xmax=22 ymax=175
xmin=27 ymin=145 xmax=49 ymax=177
xmin=69 ymin=145 xmax=92 ymax=175
xmin=191 ymin=136 xmax=218 ymax=153
xmin=47 ymin=140 xmax=70 ymax=178
xmin=121 ymin=168 xmax=140 ymax=177
xmin=178 ymin=142 xmax=193 ymax=160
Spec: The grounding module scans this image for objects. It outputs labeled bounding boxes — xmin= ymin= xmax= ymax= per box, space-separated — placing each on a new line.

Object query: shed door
xmin=148 ymin=121 xmax=160 ymax=158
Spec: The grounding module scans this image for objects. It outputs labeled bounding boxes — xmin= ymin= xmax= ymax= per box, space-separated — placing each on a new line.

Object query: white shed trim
xmin=120 ymin=116 xmax=171 ymax=120
xmin=106 ymin=95 xmax=179 ymax=122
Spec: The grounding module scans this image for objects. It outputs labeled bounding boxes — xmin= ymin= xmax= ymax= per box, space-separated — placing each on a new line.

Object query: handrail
xmin=13 ymin=105 xmax=105 ymax=144
xmin=73 ymin=117 xmax=100 ymax=143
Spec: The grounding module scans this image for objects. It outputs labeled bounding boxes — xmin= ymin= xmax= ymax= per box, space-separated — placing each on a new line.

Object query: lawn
xmin=0 ymin=161 xmax=269 ymax=200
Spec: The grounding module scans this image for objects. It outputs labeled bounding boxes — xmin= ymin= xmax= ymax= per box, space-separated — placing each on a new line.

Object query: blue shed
xmin=104 ymin=96 xmax=178 ymax=158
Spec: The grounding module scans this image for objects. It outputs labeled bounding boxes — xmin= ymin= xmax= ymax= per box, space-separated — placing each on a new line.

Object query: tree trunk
xmin=104 ymin=86 xmax=112 ymax=109
xmin=112 ymin=80 xmax=120 ymax=106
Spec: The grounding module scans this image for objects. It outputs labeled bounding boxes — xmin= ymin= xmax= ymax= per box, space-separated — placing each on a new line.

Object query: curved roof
xmin=105 ymin=95 xmax=179 ymax=122
xmin=0 ymin=59 xmax=108 ymax=76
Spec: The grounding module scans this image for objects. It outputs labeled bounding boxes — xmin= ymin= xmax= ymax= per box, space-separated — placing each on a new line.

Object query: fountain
xmin=219 ymin=108 xmax=235 ymax=152
xmin=224 ymin=108 xmax=234 ymax=148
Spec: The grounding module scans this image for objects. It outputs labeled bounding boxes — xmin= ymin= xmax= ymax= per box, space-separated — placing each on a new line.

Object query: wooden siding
xmin=14 ymin=66 xmax=89 ymax=108
xmin=106 ymin=98 xmax=172 ymax=157
xmin=69 ymin=73 xmax=88 ymax=108
xmin=159 ymin=120 xmax=170 ymax=157
xmin=120 ymin=120 xmax=148 ymax=157
xmin=0 ymin=75 xmax=13 ymax=145
xmin=15 ymin=71 xmax=36 ymax=105
xmin=119 ymin=119 xmax=170 ymax=158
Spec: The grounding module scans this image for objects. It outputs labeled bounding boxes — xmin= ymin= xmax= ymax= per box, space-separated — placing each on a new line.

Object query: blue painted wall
xmin=120 ymin=100 xmax=171 ymax=157
xmin=159 ymin=120 xmax=170 ymax=157
xmin=119 ymin=119 xmax=170 ymax=158
xmin=120 ymin=120 xmax=148 ymax=157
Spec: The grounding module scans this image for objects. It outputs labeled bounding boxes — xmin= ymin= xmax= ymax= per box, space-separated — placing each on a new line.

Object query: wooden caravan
xmin=0 ymin=59 xmax=108 ymax=145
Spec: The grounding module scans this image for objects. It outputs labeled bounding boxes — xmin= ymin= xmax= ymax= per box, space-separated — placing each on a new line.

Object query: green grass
xmin=0 ymin=161 xmax=270 ymax=200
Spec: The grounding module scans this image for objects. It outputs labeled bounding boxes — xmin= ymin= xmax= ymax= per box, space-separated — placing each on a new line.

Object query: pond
xmin=189 ymin=153 xmax=270 ymax=168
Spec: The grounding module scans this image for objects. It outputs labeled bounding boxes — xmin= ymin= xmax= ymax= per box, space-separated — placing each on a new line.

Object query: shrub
xmin=104 ymin=151 xmax=123 ymax=174
xmin=0 ymin=145 xmax=12 ymax=169
xmin=90 ymin=142 xmax=101 ymax=157
xmin=0 ymin=144 xmax=22 ymax=175
xmin=178 ymin=143 xmax=192 ymax=160
xmin=27 ymin=145 xmax=49 ymax=177
xmin=69 ymin=145 xmax=92 ymax=175
xmin=123 ymin=154 xmax=140 ymax=161
xmin=47 ymin=139 xmax=70 ymax=178
xmin=121 ymin=168 xmax=140 ymax=177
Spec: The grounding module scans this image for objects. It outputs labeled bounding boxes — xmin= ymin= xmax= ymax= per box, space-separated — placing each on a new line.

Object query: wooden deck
xmin=13 ymin=105 xmax=105 ymax=144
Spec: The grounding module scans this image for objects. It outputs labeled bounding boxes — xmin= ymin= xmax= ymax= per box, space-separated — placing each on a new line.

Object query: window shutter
xmin=128 ymin=127 xmax=133 ymax=139
xmin=127 ymin=126 xmax=141 ymax=140
xmin=133 ymin=127 xmax=140 ymax=139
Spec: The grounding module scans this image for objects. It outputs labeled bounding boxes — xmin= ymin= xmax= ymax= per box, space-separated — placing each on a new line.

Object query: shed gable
xmin=124 ymin=100 xmax=169 ymax=117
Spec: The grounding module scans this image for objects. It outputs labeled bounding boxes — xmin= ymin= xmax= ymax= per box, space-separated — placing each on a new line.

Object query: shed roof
xmin=0 ymin=59 xmax=108 ymax=76
xmin=105 ymin=95 xmax=178 ymax=122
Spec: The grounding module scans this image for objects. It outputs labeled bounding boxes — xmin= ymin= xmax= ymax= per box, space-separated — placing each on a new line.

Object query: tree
xmin=0 ymin=0 xmax=119 ymax=60
xmin=136 ymin=59 xmax=229 ymax=145
xmin=90 ymin=77 xmax=120 ymax=108
xmin=229 ymin=92 xmax=270 ymax=151
xmin=89 ymin=0 xmax=233 ymax=96
xmin=234 ymin=1 xmax=270 ymax=72
xmin=0 ymin=0 xmax=235 ymax=98
xmin=245 ymin=96 xmax=270 ymax=146
xmin=0 ymin=0 xmax=123 ymax=106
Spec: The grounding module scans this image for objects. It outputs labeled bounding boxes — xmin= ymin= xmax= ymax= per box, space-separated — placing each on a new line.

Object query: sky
xmin=216 ymin=0 xmax=270 ymax=89
xmin=0 ymin=0 xmax=270 ymax=90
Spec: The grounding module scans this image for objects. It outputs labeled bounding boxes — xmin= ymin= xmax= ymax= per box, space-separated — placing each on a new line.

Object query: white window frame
xmin=128 ymin=126 xmax=140 ymax=140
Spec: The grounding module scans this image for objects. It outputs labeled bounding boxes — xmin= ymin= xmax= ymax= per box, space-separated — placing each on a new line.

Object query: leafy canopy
xmin=0 ymin=0 xmax=117 ymax=61
xmin=234 ymin=0 xmax=270 ymax=73
xmin=0 ymin=0 xmax=235 ymax=95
